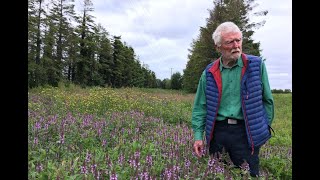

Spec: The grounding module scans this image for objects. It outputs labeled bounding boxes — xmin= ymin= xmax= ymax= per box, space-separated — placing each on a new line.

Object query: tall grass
xmin=28 ymin=86 xmax=292 ymax=179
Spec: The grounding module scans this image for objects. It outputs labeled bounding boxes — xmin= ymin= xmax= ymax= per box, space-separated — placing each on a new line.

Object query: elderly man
xmin=191 ymin=21 xmax=274 ymax=177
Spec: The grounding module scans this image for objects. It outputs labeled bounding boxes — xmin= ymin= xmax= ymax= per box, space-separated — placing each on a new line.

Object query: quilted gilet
xmin=204 ymin=53 xmax=271 ymax=153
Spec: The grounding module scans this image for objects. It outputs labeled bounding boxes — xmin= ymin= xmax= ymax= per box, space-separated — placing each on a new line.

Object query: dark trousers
xmin=209 ymin=119 xmax=260 ymax=177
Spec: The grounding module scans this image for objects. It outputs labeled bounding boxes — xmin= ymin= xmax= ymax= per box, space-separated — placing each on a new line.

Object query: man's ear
xmin=215 ymin=44 xmax=220 ymax=53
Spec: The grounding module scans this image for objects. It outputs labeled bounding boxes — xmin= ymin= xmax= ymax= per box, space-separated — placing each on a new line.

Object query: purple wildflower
xmin=91 ymin=164 xmax=97 ymax=174
xmin=134 ymin=151 xmax=140 ymax=159
xmin=85 ymin=152 xmax=92 ymax=163
xmin=129 ymin=158 xmax=136 ymax=168
xmin=215 ymin=165 xmax=224 ymax=174
xmin=208 ymin=156 xmax=216 ymax=167
xmin=34 ymin=137 xmax=38 ymax=145
xmin=59 ymin=134 xmax=64 ymax=144
xmin=185 ymin=158 xmax=191 ymax=168
xmin=36 ymin=163 xmax=43 ymax=172
xmin=102 ymin=139 xmax=107 ymax=147
xmin=97 ymin=128 xmax=102 ymax=137
xmin=241 ymin=161 xmax=250 ymax=172
xmin=146 ymin=155 xmax=153 ymax=166
xmin=118 ymin=154 xmax=125 ymax=165
xmin=80 ymin=165 xmax=88 ymax=174
xmin=35 ymin=122 xmax=41 ymax=130
xmin=110 ymin=172 xmax=118 ymax=180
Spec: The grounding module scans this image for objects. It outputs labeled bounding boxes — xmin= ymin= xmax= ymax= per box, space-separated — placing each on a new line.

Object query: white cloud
xmin=252 ymin=0 xmax=292 ymax=90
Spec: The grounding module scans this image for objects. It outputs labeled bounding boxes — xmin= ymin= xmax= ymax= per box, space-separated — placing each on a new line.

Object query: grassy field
xmin=28 ymin=85 xmax=292 ymax=179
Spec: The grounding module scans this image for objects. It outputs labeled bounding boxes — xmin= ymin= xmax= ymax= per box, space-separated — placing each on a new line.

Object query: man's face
xmin=217 ymin=31 xmax=242 ymax=61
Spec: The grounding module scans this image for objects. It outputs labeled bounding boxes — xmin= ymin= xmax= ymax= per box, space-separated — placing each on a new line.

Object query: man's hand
xmin=193 ymin=140 xmax=204 ymax=158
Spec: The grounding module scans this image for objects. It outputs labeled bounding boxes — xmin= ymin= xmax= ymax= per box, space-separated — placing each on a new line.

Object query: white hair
xmin=212 ymin=22 xmax=242 ymax=46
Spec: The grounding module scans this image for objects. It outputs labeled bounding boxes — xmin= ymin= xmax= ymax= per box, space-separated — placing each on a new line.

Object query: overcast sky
xmin=75 ymin=0 xmax=292 ymax=90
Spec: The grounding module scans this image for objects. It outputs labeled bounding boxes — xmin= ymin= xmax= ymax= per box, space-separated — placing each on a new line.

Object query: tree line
xmin=28 ymin=0 xmax=159 ymax=89
xmin=28 ymin=0 xmax=269 ymax=92
xmin=272 ymin=89 xmax=292 ymax=93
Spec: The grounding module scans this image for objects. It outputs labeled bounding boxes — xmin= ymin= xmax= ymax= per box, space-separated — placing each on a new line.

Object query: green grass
xmin=269 ymin=94 xmax=292 ymax=147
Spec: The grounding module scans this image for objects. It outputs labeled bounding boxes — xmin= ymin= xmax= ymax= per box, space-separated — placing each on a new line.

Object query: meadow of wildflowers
xmin=28 ymin=86 xmax=292 ymax=179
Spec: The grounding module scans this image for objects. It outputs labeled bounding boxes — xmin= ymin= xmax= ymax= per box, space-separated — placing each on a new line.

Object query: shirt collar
xmin=219 ymin=55 xmax=243 ymax=71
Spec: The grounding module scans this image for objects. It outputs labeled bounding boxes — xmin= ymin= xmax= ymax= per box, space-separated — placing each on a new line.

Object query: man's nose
xmin=232 ymin=40 xmax=240 ymax=47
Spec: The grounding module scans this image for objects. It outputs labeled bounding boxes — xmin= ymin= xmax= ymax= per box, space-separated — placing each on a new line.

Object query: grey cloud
xmin=92 ymin=0 xmax=145 ymax=14
xmin=148 ymin=55 xmax=187 ymax=80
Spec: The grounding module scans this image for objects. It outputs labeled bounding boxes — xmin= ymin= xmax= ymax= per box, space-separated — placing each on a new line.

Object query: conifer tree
xmin=183 ymin=0 xmax=268 ymax=93
xmin=95 ymin=24 xmax=113 ymax=87
xmin=28 ymin=0 xmax=47 ymax=88
xmin=75 ymin=0 xmax=96 ymax=86
xmin=42 ymin=0 xmax=78 ymax=86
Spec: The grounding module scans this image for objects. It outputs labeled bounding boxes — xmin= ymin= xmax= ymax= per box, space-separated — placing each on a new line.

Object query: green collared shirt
xmin=191 ymin=56 xmax=274 ymax=140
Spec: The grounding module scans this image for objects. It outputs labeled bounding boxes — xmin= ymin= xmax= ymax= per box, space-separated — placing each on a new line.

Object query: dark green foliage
xmin=28 ymin=0 xmax=46 ymax=88
xmin=112 ymin=36 xmax=126 ymax=88
xmin=75 ymin=0 xmax=96 ymax=86
xmin=142 ymin=66 xmax=157 ymax=88
xmin=95 ymin=24 xmax=113 ymax=87
xmin=28 ymin=0 xmax=157 ymax=89
xmin=65 ymin=30 xmax=80 ymax=82
xmin=260 ymin=155 xmax=292 ymax=179
xmin=160 ymin=78 xmax=171 ymax=89
xmin=155 ymin=79 xmax=162 ymax=88
xmin=171 ymin=72 xmax=183 ymax=90
xmin=45 ymin=0 xmax=78 ymax=86
xmin=272 ymin=89 xmax=292 ymax=93
xmin=183 ymin=0 xmax=268 ymax=93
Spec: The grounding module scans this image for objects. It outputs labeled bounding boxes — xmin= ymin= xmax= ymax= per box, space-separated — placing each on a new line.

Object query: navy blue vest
xmin=204 ymin=53 xmax=271 ymax=153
